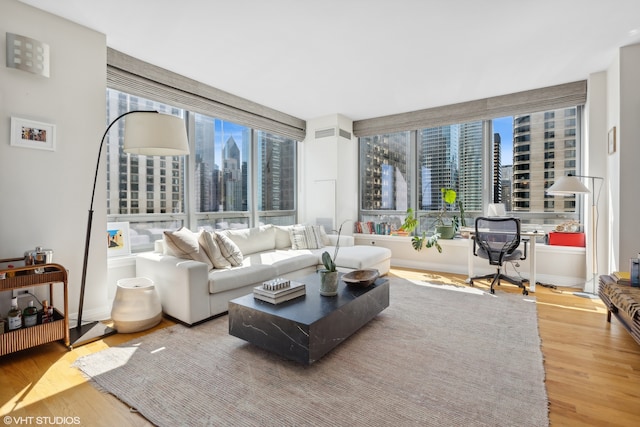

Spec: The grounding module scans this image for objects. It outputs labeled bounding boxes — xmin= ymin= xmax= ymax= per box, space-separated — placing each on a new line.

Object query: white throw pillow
xmin=214 ymin=231 xmax=243 ymax=266
xmin=163 ymin=228 xmax=213 ymax=269
xmin=274 ymin=225 xmax=294 ymax=249
xmin=289 ymin=225 xmax=324 ymax=250
xmin=199 ymin=231 xmax=231 ymax=269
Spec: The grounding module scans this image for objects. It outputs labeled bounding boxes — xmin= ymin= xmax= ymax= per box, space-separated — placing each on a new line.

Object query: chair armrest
xmin=136 ymin=252 xmax=210 ymax=325
xmin=520 ymin=239 xmax=528 ymax=260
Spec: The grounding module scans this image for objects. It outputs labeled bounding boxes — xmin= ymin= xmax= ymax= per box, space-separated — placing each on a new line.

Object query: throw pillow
xmin=289 ymin=225 xmax=324 ymax=250
xmin=163 ymin=228 xmax=213 ymax=269
xmin=274 ymin=225 xmax=294 ymax=249
xmin=318 ymin=225 xmax=331 ymax=246
xmin=214 ymin=231 xmax=243 ymax=266
xmin=198 ymin=231 xmax=231 ymax=269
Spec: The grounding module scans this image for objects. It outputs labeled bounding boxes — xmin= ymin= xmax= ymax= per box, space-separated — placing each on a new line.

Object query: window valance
xmin=107 ymin=48 xmax=306 ymax=141
xmin=353 ymin=80 xmax=587 ymax=137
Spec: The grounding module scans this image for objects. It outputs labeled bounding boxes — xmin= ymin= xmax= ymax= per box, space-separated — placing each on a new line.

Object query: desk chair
xmin=470 ymin=217 xmax=529 ymax=295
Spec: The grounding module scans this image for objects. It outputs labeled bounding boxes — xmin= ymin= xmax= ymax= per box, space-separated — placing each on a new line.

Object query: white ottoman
xmin=111 ymin=277 xmax=162 ymax=333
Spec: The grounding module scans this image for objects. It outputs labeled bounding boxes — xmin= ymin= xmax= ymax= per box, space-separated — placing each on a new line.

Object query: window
xmin=359 ymin=132 xmax=412 ymax=211
xmin=358 ymin=106 xmax=583 ymax=233
xmin=256 ymin=131 xmax=297 ymax=225
xmin=106 ymin=88 xmax=298 ymax=252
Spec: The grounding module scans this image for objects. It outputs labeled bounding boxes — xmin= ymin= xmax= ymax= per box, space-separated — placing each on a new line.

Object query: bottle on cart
xmin=8 ymin=297 xmax=22 ymax=330
xmin=41 ymin=300 xmax=53 ymax=323
xmin=23 ymin=301 xmax=38 ymax=327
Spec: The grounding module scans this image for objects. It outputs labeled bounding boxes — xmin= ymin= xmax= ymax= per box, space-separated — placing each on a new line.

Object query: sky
xmin=492 ymin=116 xmax=513 ymax=166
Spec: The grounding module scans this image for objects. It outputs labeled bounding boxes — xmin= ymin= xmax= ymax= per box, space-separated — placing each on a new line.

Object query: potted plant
xmin=395 ymin=208 xmax=418 ymax=236
xmin=319 ymin=220 xmax=348 ymax=296
xmin=410 ymin=188 xmax=459 ymax=253
xmin=433 ymin=188 xmax=458 ymax=239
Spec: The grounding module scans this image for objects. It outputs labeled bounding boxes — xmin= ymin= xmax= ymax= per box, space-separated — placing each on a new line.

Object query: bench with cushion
xmin=598 ymin=275 xmax=640 ymax=346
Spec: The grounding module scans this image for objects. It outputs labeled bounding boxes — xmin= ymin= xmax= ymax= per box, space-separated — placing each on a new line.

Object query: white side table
xmin=111 ymin=277 xmax=162 ymax=333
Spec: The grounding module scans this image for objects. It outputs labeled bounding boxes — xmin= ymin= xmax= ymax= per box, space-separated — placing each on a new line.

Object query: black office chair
xmin=470 ymin=217 xmax=529 ymax=295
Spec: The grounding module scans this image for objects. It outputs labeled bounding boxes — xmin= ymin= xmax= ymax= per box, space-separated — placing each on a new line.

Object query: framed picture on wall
xmin=608 ymin=126 xmax=616 ymax=154
xmin=107 ymin=222 xmax=131 ymax=257
xmin=10 ymin=117 xmax=56 ymax=151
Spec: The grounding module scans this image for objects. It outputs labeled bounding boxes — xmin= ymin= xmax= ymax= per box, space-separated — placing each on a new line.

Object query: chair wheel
xmin=490 ymin=289 xmax=495 ymax=294
xmin=523 ymin=290 xmax=529 ymax=296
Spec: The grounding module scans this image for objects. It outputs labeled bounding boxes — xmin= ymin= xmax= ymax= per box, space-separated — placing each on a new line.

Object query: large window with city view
xmin=359 ymin=106 xmax=582 ymax=234
xmin=106 ymin=88 xmax=297 ymax=252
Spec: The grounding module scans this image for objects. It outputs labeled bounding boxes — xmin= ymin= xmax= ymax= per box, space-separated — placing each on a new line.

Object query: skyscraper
xmin=106 ymin=90 xmax=185 ymax=216
xmin=223 ymin=136 xmax=243 ymax=212
xmin=512 ymin=107 xmax=578 ymax=212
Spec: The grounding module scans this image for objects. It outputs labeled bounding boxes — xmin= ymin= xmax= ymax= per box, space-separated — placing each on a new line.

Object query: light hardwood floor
xmin=1 ymin=267 xmax=639 ymax=426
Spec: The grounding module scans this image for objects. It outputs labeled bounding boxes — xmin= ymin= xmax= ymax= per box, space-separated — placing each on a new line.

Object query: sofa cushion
xmin=199 ymin=231 xmax=231 ymax=269
xmin=221 ymin=225 xmax=276 ymax=255
xmin=215 ymin=232 xmax=243 ymax=266
xmin=163 ymin=228 xmax=213 ymax=269
xmin=290 ymin=225 xmax=324 ymax=250
xmin=208 ymin=264 xmax=275 ymax=294
xmin=332 ymin=245 xmax=392 ymax=270
xmin=248 ymin=250 xmax=319 ymax=276
xmin=274 ymin=225 xmax=293 ymax=249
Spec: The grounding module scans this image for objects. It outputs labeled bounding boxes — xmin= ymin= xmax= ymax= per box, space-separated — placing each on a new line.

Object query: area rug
xmin=73 ymin=276 xmax=548 ymax=426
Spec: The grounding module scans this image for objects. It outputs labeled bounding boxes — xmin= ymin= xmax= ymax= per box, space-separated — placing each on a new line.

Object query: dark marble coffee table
xmin=228 ymin=273 xmax=389 ymax=365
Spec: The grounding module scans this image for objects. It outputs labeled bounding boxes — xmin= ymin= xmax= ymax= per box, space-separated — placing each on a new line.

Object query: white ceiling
xmin=18 ymin=0 xmax=640 ymax=121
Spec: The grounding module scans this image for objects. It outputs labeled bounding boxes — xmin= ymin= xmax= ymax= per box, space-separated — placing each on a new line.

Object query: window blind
xmin=107 ymin=48 xmax=306 ymax=141
xmin=353 ymin=80 xmax=587 ymax=137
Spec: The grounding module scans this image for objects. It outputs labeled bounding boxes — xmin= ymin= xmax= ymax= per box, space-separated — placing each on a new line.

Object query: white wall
xmin=602 ymin=43 xmax=640 ymax=272
xmin=584 ymin=71 xmax=609 ymax=291
xmin=617 ymin=44 xmax=640 ymax=268
xmin=300 ymin=114 xmax=358 ymax=232
xmin=0 ymin=1 xmax=107 ymax=322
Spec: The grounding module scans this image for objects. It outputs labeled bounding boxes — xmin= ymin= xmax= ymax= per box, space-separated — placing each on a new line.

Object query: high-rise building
xmin=493 ymin=133 xmax=502 ymax=203
xmin=458 ymin=122 xmax=483 ymax=210
xmin=419 ymin=125 xmax=459 ymax=210
xmin=258 ymin=131 xmax=296 ymax=211
xmin=512 ymin=107 xmax=578 ymax=212
xmin=359 ymin=132 xmax=411 ymax=211
xmin=500 ymin=165 xmax=513 ymax=210
xmin=223 ymin=136 xmax=243 ymax=212
xmin=106 ymin=90 xmax=185 ymax=216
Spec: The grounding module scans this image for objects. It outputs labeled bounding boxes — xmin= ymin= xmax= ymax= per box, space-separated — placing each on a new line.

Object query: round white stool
xmin=111 ymin=277 xmax=162 ymax=333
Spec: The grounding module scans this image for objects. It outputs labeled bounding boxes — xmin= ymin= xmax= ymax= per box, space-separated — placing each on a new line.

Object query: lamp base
xmin=69 ymin=321 xmax=117 ymax=348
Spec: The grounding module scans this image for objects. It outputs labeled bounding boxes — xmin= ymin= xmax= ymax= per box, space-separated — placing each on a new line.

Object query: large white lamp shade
xmin=124 ymin=112 xmax=190 ymax=156
xmin=546 ymin=175 xmax=590 ymax=195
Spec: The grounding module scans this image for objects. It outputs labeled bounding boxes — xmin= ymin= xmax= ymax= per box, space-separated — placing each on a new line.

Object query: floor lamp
xmin=546 ymin=174 xmax=603 ymax=294
xmin=69 ymin=111 xmax=190 ymax=347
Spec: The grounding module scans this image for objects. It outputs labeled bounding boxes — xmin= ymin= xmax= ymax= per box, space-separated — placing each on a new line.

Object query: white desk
xmin=463 ymin=228 xmax=545 ymax=293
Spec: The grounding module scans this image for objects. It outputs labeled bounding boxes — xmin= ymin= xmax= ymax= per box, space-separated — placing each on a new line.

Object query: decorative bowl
xmin=342 ymin=269 xmax=379 ymax=287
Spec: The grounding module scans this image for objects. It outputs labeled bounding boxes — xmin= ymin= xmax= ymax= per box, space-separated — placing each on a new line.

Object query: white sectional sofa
xmin=135 ymin=224 xmax=392 ymax=325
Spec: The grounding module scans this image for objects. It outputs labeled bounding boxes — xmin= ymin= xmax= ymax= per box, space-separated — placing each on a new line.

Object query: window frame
xmin=357 ymin=106 xmax=584 ymax=233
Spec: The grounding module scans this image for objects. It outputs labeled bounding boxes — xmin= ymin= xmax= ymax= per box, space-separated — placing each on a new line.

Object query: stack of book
xmin=253 ymin=279 xmax=305 ymax=304
xmin=612 ymin=271 xmax=631 ymax=285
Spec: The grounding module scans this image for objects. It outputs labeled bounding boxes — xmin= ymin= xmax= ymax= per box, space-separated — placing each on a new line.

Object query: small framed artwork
xmin=10 ymin=117 xmax=56 ymax=151
xmin=107 ymin=222 xmax=131 ymax=257
xmin=608 ymin=126 xmax=616 ymax=154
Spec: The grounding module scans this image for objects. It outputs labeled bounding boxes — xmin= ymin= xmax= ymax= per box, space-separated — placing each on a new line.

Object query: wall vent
xmin=315 ymin=127 xmax=335 ymax=139
xmin=315 ymin=127 xmax=352 ymax=140
xmin=338 ymin=128 xmax=352 ymax=140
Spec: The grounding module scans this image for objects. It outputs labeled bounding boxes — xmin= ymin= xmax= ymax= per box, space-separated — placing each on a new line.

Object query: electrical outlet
xmin=12 ymin=287 xmax=35 ymax=298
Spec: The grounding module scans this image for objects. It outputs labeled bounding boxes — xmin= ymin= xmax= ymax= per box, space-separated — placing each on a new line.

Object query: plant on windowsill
xmin=319 ymin=220 xmax=348 ymax=296
xmin=411 ymin=188 xmax=458 ymax=253
xmin=394 ymin=208 xmax=418 ymax=236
